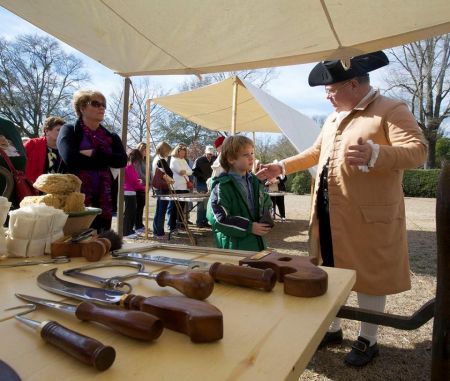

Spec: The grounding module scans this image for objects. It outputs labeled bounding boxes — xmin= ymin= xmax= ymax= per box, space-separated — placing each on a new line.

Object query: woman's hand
xmin=80 ymin=149 xmax=94 ymax=157
xmin=251 ymin=222 xmax=272 ymax=236
xmin=179 ymin=169 xmax=187 ymax=175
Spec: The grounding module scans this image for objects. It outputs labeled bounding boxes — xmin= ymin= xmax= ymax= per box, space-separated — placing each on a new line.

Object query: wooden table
xmin=0 ymin=244 xmax=355 ymax=381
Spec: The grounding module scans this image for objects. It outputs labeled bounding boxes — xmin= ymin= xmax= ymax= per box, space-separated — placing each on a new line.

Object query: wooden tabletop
xmin=0 ymin=245 xmax=355 ymax=381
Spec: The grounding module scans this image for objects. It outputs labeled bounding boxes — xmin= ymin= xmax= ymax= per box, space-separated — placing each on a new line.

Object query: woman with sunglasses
xmin=57 ymin=90 xmax=127 ymax=232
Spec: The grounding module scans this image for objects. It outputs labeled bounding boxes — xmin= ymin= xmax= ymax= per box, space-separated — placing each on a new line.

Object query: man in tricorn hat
xmin=259 ymin=51 xmax=427 ymax=367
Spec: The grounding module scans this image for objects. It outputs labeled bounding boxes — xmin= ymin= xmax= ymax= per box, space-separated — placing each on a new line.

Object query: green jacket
xmin=207 ymin=173 xmax=272 ymax=251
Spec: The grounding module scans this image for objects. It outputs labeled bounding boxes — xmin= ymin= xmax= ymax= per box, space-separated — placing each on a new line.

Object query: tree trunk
xmin=427 ymin=138 xmax=437 ymax=169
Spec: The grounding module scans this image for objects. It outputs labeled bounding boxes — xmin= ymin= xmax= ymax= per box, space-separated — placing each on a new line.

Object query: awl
xmin=7 ymin=304 xmax=115 ymax=371
xmin=111 ymin=252 xmax=277 ymax=291
xmin=15 ymin=293 xmax=163 ymax=341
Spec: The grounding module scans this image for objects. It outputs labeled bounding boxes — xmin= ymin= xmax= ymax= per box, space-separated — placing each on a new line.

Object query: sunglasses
xmin=89 ymin=100 xmax=107 ymax=109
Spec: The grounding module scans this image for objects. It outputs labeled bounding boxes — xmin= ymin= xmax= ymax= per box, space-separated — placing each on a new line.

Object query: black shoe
xmin=344 ymin=336 xmax=379 ymax=367
xmin=318 ymin=329 xmax=343 ymax=348
xmin=196 ymin=222 xmax=211 ymax=228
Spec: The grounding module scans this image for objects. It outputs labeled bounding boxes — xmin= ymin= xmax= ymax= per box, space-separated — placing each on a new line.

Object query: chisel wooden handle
xmin=155 ymin=271 xmax=214 ymax=300
xmin=75 ymin=302 xmax=163 ymax=341
xmin=40 ymin=321 xmax=116 ymax=371
xmin=208 ymin=263 xmax=276 ymax=291
xmin=122 ymin=294 xmax=223 ymax=343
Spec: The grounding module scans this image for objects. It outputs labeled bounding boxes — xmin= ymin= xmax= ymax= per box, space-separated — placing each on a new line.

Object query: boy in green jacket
xmin=207 ymin=135 xmax=273 ymax=251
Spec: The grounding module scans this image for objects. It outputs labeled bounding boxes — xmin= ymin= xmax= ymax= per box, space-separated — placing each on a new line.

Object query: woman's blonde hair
xmin=136 ymin=142 xmax=147 ymax=152
xmin=155 ymin=141 xmax=172 ymax=157
xmin=72 ymin=90 xmax=106 ymax=118
xmin=220 ymin=135 xmax=254 ymax=172
xmin=170 ymin=143 xmax=188 ymax=158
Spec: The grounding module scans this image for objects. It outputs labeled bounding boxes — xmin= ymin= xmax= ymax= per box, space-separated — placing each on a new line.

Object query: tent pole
xmin=231 ymin=78 xmax=238 ymax=135
xmin=144 ymin=99 xmax=152 ymax=239
xmin=117 ymin=77 xmax=131 ymax=238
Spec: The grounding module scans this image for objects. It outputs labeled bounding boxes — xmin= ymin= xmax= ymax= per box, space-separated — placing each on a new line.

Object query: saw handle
xmin=122 ymin=294 xmax=223 ymax=343
xmin=75 ymin=302 xmax=163 ymax=341
xmin=209 ymin=263 xmax=276 ymax=291
xmin=155 ymin=271 xmax=214 ymax=300
xmin=40 ymin=320 xmax=116 ymax=371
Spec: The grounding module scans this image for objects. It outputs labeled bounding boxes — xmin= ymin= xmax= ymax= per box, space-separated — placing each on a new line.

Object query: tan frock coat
xmin=282 ymin=91 xmax=427 ymax=295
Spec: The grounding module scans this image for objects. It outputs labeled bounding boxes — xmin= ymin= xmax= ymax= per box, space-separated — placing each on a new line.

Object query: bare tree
xmin=384 ymin=34 xmax=450 ymax=168
xmin=106 ymin=78 xmax=168 ymax=149
xmin=207 ymin=68 xmax=278 ymax=89
xmin=0 ymin=34 xmax=89 ymax=137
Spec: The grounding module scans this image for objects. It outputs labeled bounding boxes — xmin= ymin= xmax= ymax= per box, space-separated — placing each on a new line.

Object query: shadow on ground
xmin=407 ymin=230 xmax=437 ymax=276
xmin=303 ymin=339 xmax=432 ymax=381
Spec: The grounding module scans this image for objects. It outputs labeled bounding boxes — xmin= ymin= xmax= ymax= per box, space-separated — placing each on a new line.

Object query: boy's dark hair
xmin=43 ymin=116 xmax=65 ymax=132
xmin=220 ymin=135 xmax=254 ymax=172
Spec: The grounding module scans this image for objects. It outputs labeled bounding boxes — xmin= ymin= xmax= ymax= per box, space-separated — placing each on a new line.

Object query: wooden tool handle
xmin=75 ymin=302 xmax=163 ymax=341
xmin=123 ymin=294 xmax=223 ymax=343
xmin=155 ymin=271 xmax=214 ymax=300
xmin=208 ymin=263 xmax=277 ymax=291
xmin=40 ymin=321 xmax=116 ymax=371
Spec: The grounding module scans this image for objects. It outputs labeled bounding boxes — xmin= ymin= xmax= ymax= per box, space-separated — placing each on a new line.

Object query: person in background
xmin=207 ymin=135 xmax=273 ymax=251
xmin=152 ymin=141 xmax=173 ymax=239
xmin=57 ymin=90 xmax=127 ymax=232
xmin=192 ymin=145 xmax=216 ymax=227
xmin=134 ymin=142 xmax=147 ymax=233
xmin=267 ymin=175 xmax=287 ymax=221
xmin=168 ymin=143 xmax=192 ymax=233
xmin=24 ymin=116 xmax=66 ymax=183
xmin=123 ymin=149 xmax=146 ymax=238
xmin=208 ymin=135 xmax=225 ymax=190
xmin=258 ymin=51 xmax=427 ymax=367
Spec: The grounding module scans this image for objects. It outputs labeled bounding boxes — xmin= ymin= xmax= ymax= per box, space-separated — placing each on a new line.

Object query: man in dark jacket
xmin=192 ymin=145 xmax=216 ymax=227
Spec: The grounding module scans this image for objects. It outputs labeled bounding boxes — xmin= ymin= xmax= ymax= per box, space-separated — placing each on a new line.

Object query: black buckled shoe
xmin=344 ymin=336 xmax=379 ymax=367
xmin=318 ymin=329 xmax=343 ymax=348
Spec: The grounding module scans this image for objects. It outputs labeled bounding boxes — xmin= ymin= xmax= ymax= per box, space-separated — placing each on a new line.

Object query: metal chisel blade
xmin=15 ymin=293 xmax=78 ymax=314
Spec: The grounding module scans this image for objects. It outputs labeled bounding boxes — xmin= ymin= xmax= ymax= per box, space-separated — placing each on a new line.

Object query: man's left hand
xmin=345 ymin=137 xmax=372 ymax=166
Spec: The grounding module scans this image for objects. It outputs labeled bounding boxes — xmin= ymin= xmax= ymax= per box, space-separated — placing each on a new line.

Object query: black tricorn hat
xmin=308 ymin=51 xmax=389 ymax=87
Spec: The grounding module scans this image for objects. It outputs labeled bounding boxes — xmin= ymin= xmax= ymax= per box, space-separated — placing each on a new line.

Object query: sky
xmin=0 ymin=6 xmax=391 ymax=124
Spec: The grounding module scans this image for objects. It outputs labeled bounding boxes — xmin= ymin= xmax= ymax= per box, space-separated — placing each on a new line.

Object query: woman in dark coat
xmin=57 ymin=90 xmax=127 ymax=231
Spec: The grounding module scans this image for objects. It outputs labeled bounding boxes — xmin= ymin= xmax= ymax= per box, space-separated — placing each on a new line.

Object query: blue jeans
xmin=153 ymin=190 xmax=170 ymax=236
xmin=196 ymin=181 xmax=208 ymax=225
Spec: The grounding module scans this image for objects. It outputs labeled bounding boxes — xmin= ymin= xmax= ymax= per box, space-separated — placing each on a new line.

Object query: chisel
xmin=15 ymin=293 xmax=163 ymax=341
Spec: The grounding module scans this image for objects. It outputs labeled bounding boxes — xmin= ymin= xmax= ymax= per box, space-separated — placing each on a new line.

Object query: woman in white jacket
xmin=168 ymin=144 xmax=192 ymax=232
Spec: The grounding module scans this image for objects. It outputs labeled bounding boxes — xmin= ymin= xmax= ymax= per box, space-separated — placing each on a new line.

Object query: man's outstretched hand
xmin=255 ymin=163 xmax=282 ymax=181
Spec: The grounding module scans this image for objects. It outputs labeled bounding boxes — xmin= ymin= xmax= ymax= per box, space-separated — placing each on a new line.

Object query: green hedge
xmin=402 ymin=169 xmax=440 ymax=198
xmin=288 ymin=169 xmax=440 ymax=198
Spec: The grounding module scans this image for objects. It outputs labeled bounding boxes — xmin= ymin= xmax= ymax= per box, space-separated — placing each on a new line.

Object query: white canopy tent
xmin=152 ymin=76 xmax=321 ymax=152
xmin=1 ymin=0 xmax=448 ymax=76
xmin=1 ymin=0 xmax=449 ymax=235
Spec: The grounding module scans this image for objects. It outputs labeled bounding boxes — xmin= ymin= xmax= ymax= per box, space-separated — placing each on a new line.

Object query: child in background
xmin=123 ymin=149 xmax=146 ymax=238
xmin=207 ymin=135 xmax=273 ymax=251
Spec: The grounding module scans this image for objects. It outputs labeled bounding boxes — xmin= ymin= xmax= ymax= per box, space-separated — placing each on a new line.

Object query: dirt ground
xmin=127 ymin=194 xmax=437 ymax=381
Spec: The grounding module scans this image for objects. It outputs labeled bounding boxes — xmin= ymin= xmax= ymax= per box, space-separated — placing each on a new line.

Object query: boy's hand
xmin=252 ymin=222 xmax=272 ymax=236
